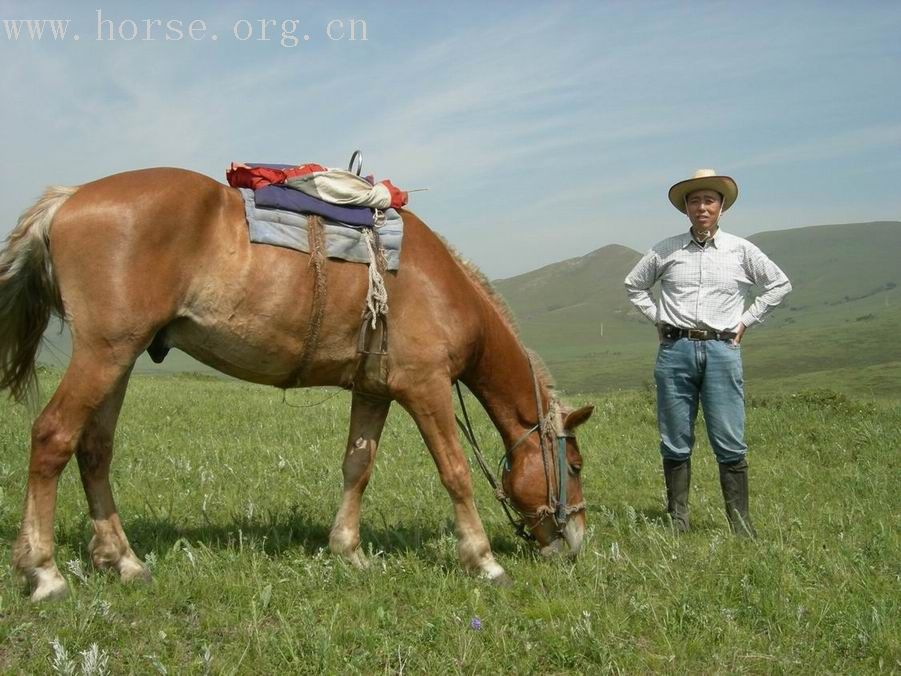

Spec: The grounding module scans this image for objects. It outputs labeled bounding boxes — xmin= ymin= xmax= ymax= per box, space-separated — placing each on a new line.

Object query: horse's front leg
xmin=400 ymin=379 xmax=509 ymax=584
xmin=329 ymin=391 xmax=391 ymax=568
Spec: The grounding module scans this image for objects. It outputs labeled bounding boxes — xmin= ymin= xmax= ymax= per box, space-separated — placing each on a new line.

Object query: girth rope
xmin=292 ymin=215 xmax=328 ymax=384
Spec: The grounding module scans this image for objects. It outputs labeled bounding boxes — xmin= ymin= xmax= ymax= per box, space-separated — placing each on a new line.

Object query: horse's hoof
xmin=118 ymin=558 xmax=152 ymax=584
xmin=347 ymin=549 xmax=370 ymax=570
xmin=30 ymin=569 xmax=69 ymax=602
xmin=329 ymin=531 xmax=370 ymax=570
xmin=489 ymin=572 xmax=513 ymax=587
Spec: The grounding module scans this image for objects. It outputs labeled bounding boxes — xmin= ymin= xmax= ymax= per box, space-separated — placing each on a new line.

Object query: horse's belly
xmin=166 ymin=314 xmax=305 ymax=386
xmin=165 ymin=227 xmax=371 ymax=387
xmin=169 ymin=316 xmax=362 ymax=388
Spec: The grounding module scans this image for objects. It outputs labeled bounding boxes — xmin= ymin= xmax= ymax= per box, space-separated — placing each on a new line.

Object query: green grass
xmin=540 ymin=301 xmax=901 ymax=399
xmin=1 ymin=373 xmax=899 ymax=673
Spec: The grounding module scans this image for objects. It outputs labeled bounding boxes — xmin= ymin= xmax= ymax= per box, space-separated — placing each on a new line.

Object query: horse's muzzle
xmin=539 ymin=514 xmax=585 ymax=559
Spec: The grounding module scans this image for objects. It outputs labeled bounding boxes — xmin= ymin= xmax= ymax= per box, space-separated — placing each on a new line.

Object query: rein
xmin=453 ymin=354 xmax=579 ymax=543
xmin=454 ymin=381 xmax=535 ymax=542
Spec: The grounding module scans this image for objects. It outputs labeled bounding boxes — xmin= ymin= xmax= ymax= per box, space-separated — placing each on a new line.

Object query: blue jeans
xmin=654 ymin=338 xmax=747 ymax=465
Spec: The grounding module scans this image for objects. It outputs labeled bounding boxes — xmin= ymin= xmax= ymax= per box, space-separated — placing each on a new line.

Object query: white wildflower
xmin=79 ymin=643 xmax=109 ymax=676
xmin=144 ymin=654 xmax=167 ymax=674
xmin=65 ymin=559 xmax=89 ymax=584
xmin=49 ymin=638 xmax=77 ymax=676
xmin=201 ymin=645 xmax=213 ymax=675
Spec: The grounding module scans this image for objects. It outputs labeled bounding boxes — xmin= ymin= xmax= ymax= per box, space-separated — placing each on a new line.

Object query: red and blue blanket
xmin=227 ymin=162 xmax=408 ymax=228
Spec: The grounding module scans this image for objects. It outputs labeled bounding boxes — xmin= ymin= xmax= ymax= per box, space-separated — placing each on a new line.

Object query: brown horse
xmin=0 ymin=168 xmax=593 ymax=601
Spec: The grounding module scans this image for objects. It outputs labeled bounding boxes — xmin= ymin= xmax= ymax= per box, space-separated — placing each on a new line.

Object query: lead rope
xmin=454 ymin=382 xmax=535 ymax=542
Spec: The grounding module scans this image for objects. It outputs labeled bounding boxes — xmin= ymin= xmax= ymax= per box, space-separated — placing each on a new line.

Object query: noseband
xmin=454 ymin=354 xmax=584 ymax=543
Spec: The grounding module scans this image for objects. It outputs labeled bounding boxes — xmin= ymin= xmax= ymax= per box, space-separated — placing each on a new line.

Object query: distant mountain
xmin=748 ymin=221 xmax=900 ymax=309
xmin=494 ymin=243 xmax=640 ymax=318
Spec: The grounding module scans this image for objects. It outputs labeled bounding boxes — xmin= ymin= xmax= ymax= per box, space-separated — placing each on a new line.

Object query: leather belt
xmin=661 ymin=324 xmax=736 ymax=341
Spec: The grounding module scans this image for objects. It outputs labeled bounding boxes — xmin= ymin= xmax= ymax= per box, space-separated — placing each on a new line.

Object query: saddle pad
xmin=239 ymin=188 xmax=403 ymax=271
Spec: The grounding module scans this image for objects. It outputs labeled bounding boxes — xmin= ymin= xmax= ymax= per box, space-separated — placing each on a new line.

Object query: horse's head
xmin=503 ymin=404 xmax=594 ymax=557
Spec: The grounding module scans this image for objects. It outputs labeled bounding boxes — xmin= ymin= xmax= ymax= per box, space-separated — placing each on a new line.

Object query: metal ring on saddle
xmin=348 ymin=150 xmax=363 ymax=176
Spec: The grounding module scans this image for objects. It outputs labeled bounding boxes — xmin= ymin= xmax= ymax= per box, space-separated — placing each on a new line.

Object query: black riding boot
xmin=662 ymin=457 xmax=691 ymax=533
xmin=719 ymin=457 xmax=756 ymax=538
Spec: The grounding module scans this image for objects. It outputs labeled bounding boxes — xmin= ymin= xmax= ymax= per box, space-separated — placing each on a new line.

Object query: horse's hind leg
xmin=329 ymin=391 xmax=391 ymax=568
xmin=76 ymin=367 xmax=149 ymax=584
xmin=12 ymin=350 xmax=135 ymax=601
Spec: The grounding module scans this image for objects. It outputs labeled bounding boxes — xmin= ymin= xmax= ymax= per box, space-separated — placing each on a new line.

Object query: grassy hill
xmin=495 ymin=221 xmax=901 ymax=398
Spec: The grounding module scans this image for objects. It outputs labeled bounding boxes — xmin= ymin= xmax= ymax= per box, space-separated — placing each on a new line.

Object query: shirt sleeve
xmin=624 ymin=249 xmax=660 ymax=323
xmin=739 ymin=244 xmax=792 ymax=328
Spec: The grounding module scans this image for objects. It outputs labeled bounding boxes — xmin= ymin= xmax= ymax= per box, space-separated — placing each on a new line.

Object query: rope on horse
xmin=293 ymin=215 xmax=327 ymax=384
xmin=362 ymin=228 xmax=389 ymax=329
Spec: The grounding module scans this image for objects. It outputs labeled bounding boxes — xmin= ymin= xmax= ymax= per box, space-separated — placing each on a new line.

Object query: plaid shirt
xmin=624 ymin=229 xmax=792 ymax=332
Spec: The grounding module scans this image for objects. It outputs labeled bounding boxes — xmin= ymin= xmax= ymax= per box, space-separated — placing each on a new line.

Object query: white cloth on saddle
xmin=286 ymin=169 xmax=393 ymax=209
xmin=239 ymin=188 xmax=402 ymax=271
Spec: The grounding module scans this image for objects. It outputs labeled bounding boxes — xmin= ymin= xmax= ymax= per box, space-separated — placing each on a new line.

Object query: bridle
xmin=454 ymin=354 xmax=585 ymax=543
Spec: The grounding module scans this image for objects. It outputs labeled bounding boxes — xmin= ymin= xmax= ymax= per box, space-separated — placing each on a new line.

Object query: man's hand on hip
xmin=733 ymin=323 xmax=746 ymax=345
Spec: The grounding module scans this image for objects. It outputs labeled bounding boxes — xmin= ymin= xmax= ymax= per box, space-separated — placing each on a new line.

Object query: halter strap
xmin=453 ymin=352 xmax=582 ymax=542
xmin=508 ymin=423 xmax=540 ymax=457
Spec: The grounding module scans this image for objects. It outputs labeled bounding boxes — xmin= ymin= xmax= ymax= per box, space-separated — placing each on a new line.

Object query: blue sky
xmin=1 ymin=1 xmax=899 ymax=278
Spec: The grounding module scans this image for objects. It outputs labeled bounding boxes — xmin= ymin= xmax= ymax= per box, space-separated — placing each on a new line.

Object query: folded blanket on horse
xmin=255 ymin=184 xmax=375 ymax=227
xmin=239 ymin=188 xmax=403 ymax=271
xmin=285 ymin=170 xmax=406 ymax=210
xmin=227 ymin=162 xmax=326 ymax=189
xmin=227 ymin=162 xmax=408 ymax=222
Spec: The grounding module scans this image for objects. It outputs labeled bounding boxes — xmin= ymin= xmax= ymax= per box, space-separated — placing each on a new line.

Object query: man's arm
xmin=624 ymin=250 xmax=660 ymax=324
xmin=739 ymin=244 xmax=792 ymax=330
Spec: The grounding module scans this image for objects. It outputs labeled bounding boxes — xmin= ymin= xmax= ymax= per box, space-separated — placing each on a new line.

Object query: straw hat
xmin=668 ymin=169 xmax=738 ymax=213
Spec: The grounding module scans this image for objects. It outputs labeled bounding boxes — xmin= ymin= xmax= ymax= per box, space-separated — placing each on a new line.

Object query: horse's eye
xmin=569 ymin=464 xmax=582 ymax=476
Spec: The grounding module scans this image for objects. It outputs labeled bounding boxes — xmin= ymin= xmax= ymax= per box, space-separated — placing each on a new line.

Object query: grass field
xmin=1 ymin=372 xmax=899 ymax=673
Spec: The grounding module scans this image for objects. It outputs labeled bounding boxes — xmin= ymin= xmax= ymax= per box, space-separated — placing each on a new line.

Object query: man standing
xmin=624 ymin=169 xmax=791 ymax=537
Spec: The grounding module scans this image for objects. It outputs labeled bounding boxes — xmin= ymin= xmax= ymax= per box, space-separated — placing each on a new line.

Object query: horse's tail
xmin=0 ymin=185 xmax=78 ymax=403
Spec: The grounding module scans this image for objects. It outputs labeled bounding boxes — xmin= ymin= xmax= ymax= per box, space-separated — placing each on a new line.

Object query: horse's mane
xmin=437 ymin=235 xmax=556 ymax=394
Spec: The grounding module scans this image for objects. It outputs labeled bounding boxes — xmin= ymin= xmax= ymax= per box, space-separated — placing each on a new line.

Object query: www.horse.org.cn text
xmin=1 ymin=10 xmax=369 ymax=46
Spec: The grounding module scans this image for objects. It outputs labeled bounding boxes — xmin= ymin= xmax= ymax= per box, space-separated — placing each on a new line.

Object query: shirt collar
xmin=683 ymin=227 xmax=722 ymax=249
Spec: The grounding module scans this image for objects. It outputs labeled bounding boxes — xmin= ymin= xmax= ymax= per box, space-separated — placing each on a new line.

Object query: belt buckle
xmin=687 ymin=329 xmax=705 ymax=340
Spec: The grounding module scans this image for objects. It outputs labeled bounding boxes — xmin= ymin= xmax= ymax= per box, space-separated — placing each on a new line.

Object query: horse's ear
xmin=564 ymin=405 xmax=594 ymax=430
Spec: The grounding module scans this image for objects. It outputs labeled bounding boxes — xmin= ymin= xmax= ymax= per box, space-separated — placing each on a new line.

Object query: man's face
xmin=685 ymin=189 xmax=723 ymax=233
